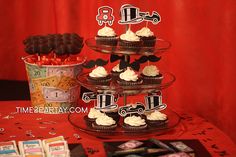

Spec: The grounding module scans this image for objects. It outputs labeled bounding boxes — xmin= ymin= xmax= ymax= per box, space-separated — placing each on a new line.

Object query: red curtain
xmin=0 ymin=0 xmax=236 ymax=143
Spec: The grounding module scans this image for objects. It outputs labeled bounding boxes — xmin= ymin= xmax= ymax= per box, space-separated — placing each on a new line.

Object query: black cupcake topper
xmin=118 ymin=55 xmax=161 ymax=71
xmin=110 ymin=54 xmax=130 ymax=63
xmin=83 ymin=59 xmax=108 ymax=69
xmin=119 ymin=59 xmax=140 ymax=71
xmin=136 ymin=55 xmax=161 ymax=63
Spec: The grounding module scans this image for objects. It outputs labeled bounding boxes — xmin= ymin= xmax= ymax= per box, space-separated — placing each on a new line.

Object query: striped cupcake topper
xmin=96 ymin=6 xmax=115 ymax=26
xmin=145 ymin=91 xmax=167 ymax=112
xmin=95 ymin=94 xmax=118 ymax=110
xmin=118 ymin=4 xmax=161 ymax=25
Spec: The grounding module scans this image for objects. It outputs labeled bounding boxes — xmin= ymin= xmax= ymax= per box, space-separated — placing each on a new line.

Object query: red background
xmin=0 ymin=0 xmax=236 ymax=144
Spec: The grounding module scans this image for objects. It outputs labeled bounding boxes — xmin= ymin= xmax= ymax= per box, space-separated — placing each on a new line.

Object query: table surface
xmin=0 ymin=101 xmax=236 ymax=157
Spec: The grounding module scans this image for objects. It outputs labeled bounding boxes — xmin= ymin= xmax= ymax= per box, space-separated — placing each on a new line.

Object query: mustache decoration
xmin=110 ymin=54 xmax=130 ymax=63
xmin=119 ymin=60 xmax=140 ymax=71
xmin=117 ymin=55 xmax=161 ymax=71
xmin=118 ymin=55 xmax=161 ymax=71
xmin=83 ymin=59 xmax=108 ymax=68
xmin=110 ymin=54 xmax=138 ymax=70
xmin=136 ymin=55 xmax=161 ymax=63
xmin=84 ymin=55 xmax=160 ymax=70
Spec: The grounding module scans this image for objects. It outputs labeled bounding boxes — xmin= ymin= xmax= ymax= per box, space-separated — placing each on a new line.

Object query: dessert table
xmin=0 ymin=100 xmax=236 ymax=157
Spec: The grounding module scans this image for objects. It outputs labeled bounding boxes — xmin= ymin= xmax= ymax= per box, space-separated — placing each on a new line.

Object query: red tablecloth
xmin=0 ymin=101 xmax=235 ymax=157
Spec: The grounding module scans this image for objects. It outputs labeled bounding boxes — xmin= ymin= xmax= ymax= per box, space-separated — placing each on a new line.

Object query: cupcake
xmin=123 ymin=115 xmax=147 ymax=130
xmin=136 ymin=27 xmax=156 ymax=47
xmin=101 ymin=108 xmax=120 ymax=123
xmin=119 ymin=29 xmax=143 ymax=52
xmin=111 ymin=64 xmax=124 ymax=79
xmin=145 ymin=110 xmax=168 ymax=127
xmin=92 ymin=114 xmax=117 ymax=130
xmin=84 ymin=108 xmax=105 ymax=126
xmin=95 ymin=26 xmax=118 ymax=46
xmin=141 ymin=65 xmax=163 ymax=84
xmin=117 ymin=67 xmax=143 ymax=86
xmin=88 ymin=66 xmax=112 ymax=85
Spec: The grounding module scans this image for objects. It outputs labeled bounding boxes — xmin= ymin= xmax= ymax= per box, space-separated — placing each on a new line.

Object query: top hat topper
xmin=95 ymin=94 xmax=118 ymax=110
xmin=145 ymin=91 xmax=167 ymax=112
xmin=118 ymin=4 xmax=161 ymax=25
xmin=96 ymin=6 xmax=115 ymax=26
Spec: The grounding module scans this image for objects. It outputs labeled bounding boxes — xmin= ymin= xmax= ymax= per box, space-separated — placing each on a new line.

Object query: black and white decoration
xmin=145 ymin=91 xmax=167 ymax=111
xmin=118 ymin=102 xmax=145 ymax=117
xmin=95 ymin=94 xmax=118 ymax=110
xmin=118 ymin=4 xmax=161 ymax=25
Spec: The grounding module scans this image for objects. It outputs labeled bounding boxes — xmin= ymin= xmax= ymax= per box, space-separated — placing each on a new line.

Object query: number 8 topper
xmin=96 ymin=6 xmax=115 ymax=26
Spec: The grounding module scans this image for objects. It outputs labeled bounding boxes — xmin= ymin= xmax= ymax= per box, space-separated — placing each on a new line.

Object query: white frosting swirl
xmin=124 ymin=116 xmax=146 ymax=126
xmin=120 ymin=29 xmax=140 ymax=41
xmin=97 ymin=26 xmax=116 ymax=37
xmin=146 ymin=110 xmax=167 ymax=121
xmin=112 ymin=64 xmax=123 ymax=72
xmin=89 ymin=66 xmax=108 ymax=78
xmin=136 ymin=27 xmax=154 ymax=37
xmin=88 ymin=108 xmax=105 ymax=119
xmin=119 ymin=68 xmax=138 ymax=81
xmin=142 ymin=65 xmax=159 ymax=76
xmin=95 ymin=114 xmax=116 ymax=126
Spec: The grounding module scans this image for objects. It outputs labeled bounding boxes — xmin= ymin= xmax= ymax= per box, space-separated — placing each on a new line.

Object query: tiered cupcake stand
xmin=68 ymin=38 xmax=180 ymax=138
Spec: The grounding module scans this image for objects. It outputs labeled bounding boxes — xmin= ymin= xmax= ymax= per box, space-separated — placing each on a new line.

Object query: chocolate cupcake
xmin=123 ymin=115 xmax=147 ymax=130
xmin=111 ymin=64 xmax=124 ymax=79
xmin=84 ymin=108 xmax=105 ymax=127
xmin=92 ymin=114 xmax=117 ymax=130
xmin=101 ymin=108 xmax=120 ymax=123
xmin=88 ymin=66 xmax=112 ymax=85
xmin=136 ymin=27 xmax=156 ymax=47
xmin=117 ymin=67 xmax=143 ymax=86
xmin=119 ymin=29 xmax=143 ymax=52
xmin=141 ymin=65 xmax=163 ymax=84
xmin=145 ymin=110 xmax=168 ymax=127
xmin=95 ymin=26 xmax=118 ymax=46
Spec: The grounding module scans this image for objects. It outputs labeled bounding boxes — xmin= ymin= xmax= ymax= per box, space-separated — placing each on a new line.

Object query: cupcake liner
xmin=111 ymin=70 xmax=123 ymax=80
xmin=147 ymin=119 xmax=168 ymax=128
xmin=141 ymin=74 xmax=163 ymax=84
xmin=139 ymin=36 xmax=157 ymax=47
xmin=92 ymin=122 xmax=117 ymax=130
xmin=117 ymin=78 xmax=143 ymax=86
xmin=95 ymin=36 xmax=118 ymax=46
xmin=125 ymin=113 xmax=146 ymax=119
xmin=87 ymin=75 xmax=112 ymax=85
xmin=143 ymin=39 xmax=156 ymax=47
xmin=122 ymin=123 xmax=147 ymax=131
xmin=84 ymin=115 xmax=96 ymax=127
xmin=118 ymin=39 xmax=143 ymax=52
